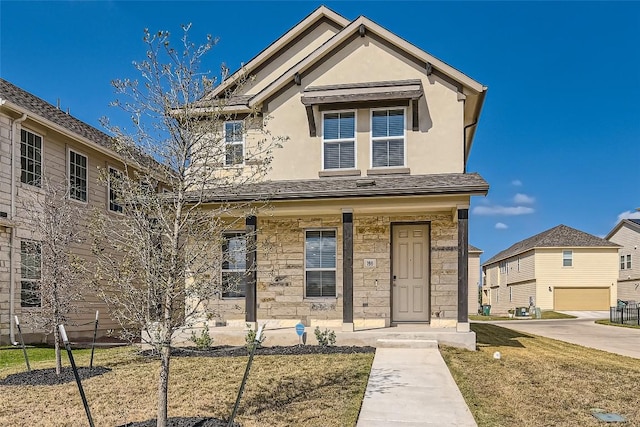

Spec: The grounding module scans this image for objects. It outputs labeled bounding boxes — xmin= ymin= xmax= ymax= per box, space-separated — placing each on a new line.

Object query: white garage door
xmin=554 ymin=287 xmax=610 ymax=310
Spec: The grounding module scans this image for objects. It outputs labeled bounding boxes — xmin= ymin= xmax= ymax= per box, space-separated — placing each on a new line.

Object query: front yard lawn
xmin=0 ymin=346 xmax=373 ymax=426
xmin=595 ymin=319 xmax=640 ymax=329
xmin=441 ymin=323 xmax=640 ymax=426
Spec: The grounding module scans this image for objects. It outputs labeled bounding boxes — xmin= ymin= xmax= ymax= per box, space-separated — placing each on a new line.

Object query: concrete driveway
xmin=486 ymin=311 xmax=640 ymax=359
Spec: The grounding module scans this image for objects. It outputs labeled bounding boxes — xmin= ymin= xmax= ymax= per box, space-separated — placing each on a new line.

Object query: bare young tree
xmin=19 ymin=179 xmax=85 ymax=375
xmin=91 ymin=25 xmax=285 ymax=427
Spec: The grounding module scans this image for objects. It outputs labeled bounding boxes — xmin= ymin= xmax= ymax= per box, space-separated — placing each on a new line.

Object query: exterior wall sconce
xmin=548 ymin=286 xmax=552 ymax=292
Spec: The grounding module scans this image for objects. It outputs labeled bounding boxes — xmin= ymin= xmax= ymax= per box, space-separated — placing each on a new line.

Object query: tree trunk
xmin=156 ymin=337 xmax=171 ymax=427
xmin=54 ymin=327 xmax=62 ymax=376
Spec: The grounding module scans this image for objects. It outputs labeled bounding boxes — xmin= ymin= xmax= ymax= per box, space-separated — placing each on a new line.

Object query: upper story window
xmin=562 ymin=250 xmax=573 ymax=267
xmin=323 ymin=111 xmax=355 ymax=170
xmin=224 ymin=121 xmax=244 ymax=166
xmin=20 ymin=129 xmax=42 ymax=187
xmin=621 ymin=255 xmax=626 ymax=270
xmin=108 ymin=166 xmax=123 ymax=213
xmin=305 ymin=229 xmax=336 ymax=297
xmin=371 ymin=109 xmax=405 ymax=168
xmin=69 ymin=149 xmax=88 ymax=202
xmin=222 ymin=233 xmax=246 ymax=298
xmin=20 ymin=240 xmax=41 ymax=307
xmin=628 ymin=254 xmax=632 ymax=269
xmin=499 ymin=261 xmax=507 ymax=274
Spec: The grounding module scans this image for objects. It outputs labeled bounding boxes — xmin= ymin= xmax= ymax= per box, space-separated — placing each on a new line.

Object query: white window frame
xmin=224 ymin=120 xmax=245 ymax=166
xmin=627 ymin=254 xmax=632 ymax=270
xmin=621 ymin=255 xmax=626 ymax=270
xmin=108 ymin=166 xmax=124 ymax=214
xmin=68 ymin=148 xmax=88 ymax=203
xmin=321 ymin=110 xmax=357 ymax=171
xmin=562 ymin=250 xmax=573 ymax=267
xmin=370 ymin=107 xmax=406 ymax=169
xmin=20 ymin=240 xmax=42 ymax=308
xmin=221 ymin=232 xmax=247 ymax=298
xmin=304 ymin=229 xmax=337 ymax=298
xmin=20 ymin=128 xmax=43 ymax=187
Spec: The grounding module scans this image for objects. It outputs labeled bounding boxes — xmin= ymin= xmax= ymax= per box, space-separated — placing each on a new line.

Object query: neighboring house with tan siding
xmin=0 ymin=78 xmax=130 ymax=344
xmin=189 ymin=6 xmax=489 ymax=341
xmin=482 ymin=224 xmax=619 ymax=314
xmin=606 ymin=219 xmax=640 ymax=302
xmin=469 ymin=245 xmax=482 ymax=314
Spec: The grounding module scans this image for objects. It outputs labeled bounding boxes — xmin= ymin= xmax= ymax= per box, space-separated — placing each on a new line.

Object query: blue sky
xmin=1 ymin=1 xmax=638 ymax=261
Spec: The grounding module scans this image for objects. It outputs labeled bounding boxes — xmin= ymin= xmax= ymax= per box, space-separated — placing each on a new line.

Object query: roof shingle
xmin=483 ymin=224 xmax=619 ymax=266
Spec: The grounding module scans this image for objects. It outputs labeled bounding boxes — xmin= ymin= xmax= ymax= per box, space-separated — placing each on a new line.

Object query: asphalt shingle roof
xmin=0 ymin=78 xmax=114 ymax=150
xmin=197 ymin=172 xmax=488 ymax=202
xmin=469 ymin=244 xmax=482 ymax=253
xmin=483 ymin=224 xmax=620 ymax=266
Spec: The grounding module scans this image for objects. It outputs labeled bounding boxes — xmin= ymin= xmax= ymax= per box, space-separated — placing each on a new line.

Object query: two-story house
xmin=482 ymin=224 xmax=619 ymax=314
xmin=0 ymin=78 xmax=128 ymax=344
xmin=606 ymin=219 xmax=640 ymax=302
xmin=191 ymin=6 xmax=489 ymax=339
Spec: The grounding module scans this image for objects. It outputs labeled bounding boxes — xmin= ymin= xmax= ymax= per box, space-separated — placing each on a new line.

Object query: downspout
xmin=9 ymin=111 xmax=28 ymax=345
xmin=463 ymin=119 xmax=477 ymax=174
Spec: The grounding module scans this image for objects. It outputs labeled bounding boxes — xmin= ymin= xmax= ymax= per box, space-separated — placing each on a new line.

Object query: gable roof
xmin=605 ymin=218 xmax=640 ymax=240
xmin=469 ymin=244 xmax=482 ymax=254
xmin=204 ymin=6 xmax=350 ymax=101
xmin=0 ymin=78 xmax=115 ymax=152
xmin=483 ymin=224 xmax=620 ymax=266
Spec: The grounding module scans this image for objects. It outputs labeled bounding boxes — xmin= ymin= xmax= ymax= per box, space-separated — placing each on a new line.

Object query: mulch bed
xmin=0 ymin=366 xmax=111 ymax=386
xmin=144 ymin=345 xmax=376 ymax=358
xmin=119 ymin=418 xmax=239 ymax=427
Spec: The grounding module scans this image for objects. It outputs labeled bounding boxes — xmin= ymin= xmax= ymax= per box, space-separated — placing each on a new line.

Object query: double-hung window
xmin=371 ymin=109 xmax=405 ymax=168
xmin=108 ymin=166 xmax=123 ymax=213
xmin=222 ymin=233 xmax=246 ymax=298
xmin=69 ymin=150 xmax=88 ymax=202
xmin=305 ymin=230 xmax=336 ymax=297
xmin=621 ymin=255 xmax=626 ymax=270
xmin=20 ymin=129 xmax=42 ymax=187
xmin=21 ymin=241 xmax=41 ymax=307
xmin=322 ymin=111 xmax=355 ymax=170
xmin=627 ymin=254 xmax=632 ymax=269
xmin=562 ymin=250 xmax=573 ymax=267
xmin=224 ymin=121 xmax=244 ymax=166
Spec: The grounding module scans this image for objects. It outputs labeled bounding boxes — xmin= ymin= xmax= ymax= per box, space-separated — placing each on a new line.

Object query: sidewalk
xmin=356 ymin=342 xmax=477 ymax=426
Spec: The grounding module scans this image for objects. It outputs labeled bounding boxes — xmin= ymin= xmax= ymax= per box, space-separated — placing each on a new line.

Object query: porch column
xmin=457 ymin=208 xmax=469 ymax=324
xmin=245 ymin=216 xmax=257 ymax=323
xmin=342 ymin=211 xmax=354 ymax=331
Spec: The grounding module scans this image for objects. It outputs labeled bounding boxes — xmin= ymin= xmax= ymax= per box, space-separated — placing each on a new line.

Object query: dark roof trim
xmin=301 ymin=79 xmax=423 ymax=106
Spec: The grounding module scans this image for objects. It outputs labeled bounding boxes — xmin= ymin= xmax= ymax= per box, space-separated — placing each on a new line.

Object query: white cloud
xmin=495 ymin=222 xmax=508 ymax=230
xmin=617 ymin=210 xmax=640 ymax=222
xmin=511 ymin=180 xmax=522 ymax=186
xmin=472 ymin=205 xmax=535 ymax=216
xmin=513 ymin=193 xmax=535 ymax=204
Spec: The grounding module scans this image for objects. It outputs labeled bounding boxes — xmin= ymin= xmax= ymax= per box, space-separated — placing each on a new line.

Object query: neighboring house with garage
xmin=481 ymin=224 xmax=619 ymax=314
xmin=0 ymin=78 xmax=134 ymax=344
xmin=606 ymin=219 xmax=640 ymax=302
xmin=192 ymin=5 xmax=489 ymax=340
xmin=468 ymin=244 xmax=482 ymax=314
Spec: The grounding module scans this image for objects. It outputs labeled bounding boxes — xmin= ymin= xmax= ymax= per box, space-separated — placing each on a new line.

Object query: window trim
xmin=304 ymin=228 xmax=337 ymax=298
xmin=627 ymin=254 xmax=632 ymax=270
xmin=370 ymin=107 xmax=407 ymax=169
xmin=621 ymin=255 xmax=626 ymax=270
xmin=321 ymin=109 xmax=357 ymax=171
xmin=68 ymin=147 xmax=88 ymax=203
xmin=107 ymin=165 xmax=124 ymax=214
xmin=221 ymin=232 xmax=247 ymax=299
xmin=20 ymin=128 xmax=43 ymax=188
xmin=509 ymin=286 xmax=513 ymax=302
xmin=20 ymin=240 xmax=42 ymax=308
xmin=224 ymin=120 xmax=245 ymax=167
xmin=562 ymin=250 xmax=573 ymax=267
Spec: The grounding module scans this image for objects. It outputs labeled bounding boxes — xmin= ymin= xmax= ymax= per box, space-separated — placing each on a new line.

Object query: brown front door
xmin=392 ymin=224 xmax=429 ymax=322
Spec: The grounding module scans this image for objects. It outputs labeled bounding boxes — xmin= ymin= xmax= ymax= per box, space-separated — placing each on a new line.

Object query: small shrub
xmin=190 ymin=323 xmax=213 ymax=350
xmin=314 ymin=327 xmax=336 ymax=347
xmin=245 ymin=324 xmax=266 ymax=351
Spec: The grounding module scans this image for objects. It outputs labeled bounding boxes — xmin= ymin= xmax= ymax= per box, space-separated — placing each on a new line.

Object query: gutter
xmin=7 ymin=108 xmax=28 ymax=345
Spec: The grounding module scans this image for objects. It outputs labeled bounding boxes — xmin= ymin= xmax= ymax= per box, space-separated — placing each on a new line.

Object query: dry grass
xmin=441 ymin=323 xmax=640 ymax=427
xmin=0 ymin=347 xmax=373 ymax=426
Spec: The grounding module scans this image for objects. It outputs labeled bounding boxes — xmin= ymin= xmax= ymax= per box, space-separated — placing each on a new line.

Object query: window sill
xmin=303 ymin=296 xmax=338 ymax=301
xmin=366 ymin=167 xmax=410 ymax=176
xmin=318 ymin=169 xmax=361 ymax=178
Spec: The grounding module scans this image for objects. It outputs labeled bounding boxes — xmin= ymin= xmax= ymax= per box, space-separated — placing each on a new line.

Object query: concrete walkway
xmin=356 ymin=342 xmax=477 ymax=426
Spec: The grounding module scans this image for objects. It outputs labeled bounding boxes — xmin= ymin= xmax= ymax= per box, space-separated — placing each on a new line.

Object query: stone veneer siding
xmin=212 ymin=212 xmax=460 ymax=327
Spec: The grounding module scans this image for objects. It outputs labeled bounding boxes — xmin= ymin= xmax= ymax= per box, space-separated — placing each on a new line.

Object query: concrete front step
xmin=376 ymin=338 xmax=438 ymax=349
